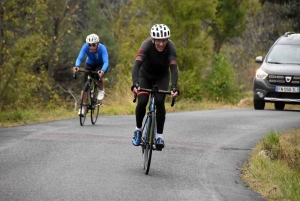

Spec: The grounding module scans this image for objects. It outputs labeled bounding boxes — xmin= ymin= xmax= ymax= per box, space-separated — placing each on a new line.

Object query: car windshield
xmin=266 ymin=44 xmax=300 ymax=64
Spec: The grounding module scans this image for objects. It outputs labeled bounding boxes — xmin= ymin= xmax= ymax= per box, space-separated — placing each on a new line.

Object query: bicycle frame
xmin=142 ymin=95 xmax=156 ymax=146
xmin=74 ymin=69 xmax=101 ymax=126
xmin=141 ymin=94 xmax=156 ymax=174
xmin=133 ymin=85 xmax=175 ymax=174
xmin=85 ymin=74 xmax=96 ymax=108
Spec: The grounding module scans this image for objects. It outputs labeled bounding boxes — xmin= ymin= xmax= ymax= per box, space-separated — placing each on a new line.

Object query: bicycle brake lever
xmin=73 ymin=73 xmax=77 ymax=79
xmin=133 ymin=93 xmax=137 ymax=103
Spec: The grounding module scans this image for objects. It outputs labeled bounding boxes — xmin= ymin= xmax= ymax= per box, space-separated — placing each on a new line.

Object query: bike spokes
xmin=91 ymin=99 xmax=100 ymax=124
xmin=79 ymin=103 xmax=87 ymax=126
xmin=142 ymin=115 xmax=154 ymax=175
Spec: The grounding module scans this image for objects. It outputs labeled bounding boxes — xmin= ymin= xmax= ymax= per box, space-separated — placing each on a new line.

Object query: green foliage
xmin=260 ymin=131 xmax=280 ymax=160
xmin=112 ymin=2 xmax=150 ymax=91
xmin=260 ymin=0 xmax=300 ymax=32
xmin=0 ymin=0 xmax=123 ymax=111
xmin=43 ymin=0 xmax=82 ymax=79
xmin=0 ymin=0 xmax=288 ymax=112
xmin=0 ymin=110 xmax=32 ymax=123
xmin=208 ymin=0 xmax=249 ymax=53
xmin=203 ymin=54 xmax=243 ymax=103
xmin=81 ymin=0 xmax=120 ymax=88
xmin=146 ymin=0 xmax=216 ymax=79
xmin=113 ymin=0 xmax=216 ymax=98
xmin=0 ymin=0 xmax=50 ymax=110
xmin=280 ymin=173 xmax=300 ymax=201
xmin=179 ymin=69 xmax=203 ymax=101
xmin=243 ymin=129 xmax=300 ymax=201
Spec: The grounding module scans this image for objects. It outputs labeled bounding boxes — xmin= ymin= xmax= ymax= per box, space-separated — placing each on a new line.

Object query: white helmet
xmin=86 ymin=34 xmax=99 ymax=43
xmin=150 ymin=24 xmax=170 ymax=39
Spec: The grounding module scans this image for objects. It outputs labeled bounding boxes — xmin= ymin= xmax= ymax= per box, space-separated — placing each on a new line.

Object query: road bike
xmin=73 ymin=69 xmax=101 ymax=126
xmin=133 ymin=85 xmax=176 ymax=174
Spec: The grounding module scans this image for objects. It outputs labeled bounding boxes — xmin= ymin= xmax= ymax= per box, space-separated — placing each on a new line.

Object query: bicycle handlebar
xmin=133 ymin=87 xmax=176 ymax=107
xmin=73 ymin=69 xmax=102 ymax=82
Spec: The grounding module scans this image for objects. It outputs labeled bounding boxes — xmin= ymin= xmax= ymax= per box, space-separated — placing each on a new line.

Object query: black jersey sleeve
xmin=168 ymin=40 xmax=177 ymax=62
xmin=131 ymin=38 xmax=152 ymax=84
xmin=170 ymin=64 xmax=178 ymax=87
xmin=168 ymin=40 xmax=178 ymax=87
xmin=132 ymin=60 xmax=143 ymax=84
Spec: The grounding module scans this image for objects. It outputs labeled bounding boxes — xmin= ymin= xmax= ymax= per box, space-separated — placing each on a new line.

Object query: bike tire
xmin=79 ymin=92 xmax=87 ymax=126
xmin=90 ymin=82 xmax=100 ymax=124
xmin=144 ymin=112 xmax=155 ymax=175
xmin=91 ymin=99 xmax=100 ymax=125
xmin=143 ymin=115 xmax=150 ymax=170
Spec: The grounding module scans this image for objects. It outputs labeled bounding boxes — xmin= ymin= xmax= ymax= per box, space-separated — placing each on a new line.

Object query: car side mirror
xmin=255 ymin=56 xmax=263 ymax=63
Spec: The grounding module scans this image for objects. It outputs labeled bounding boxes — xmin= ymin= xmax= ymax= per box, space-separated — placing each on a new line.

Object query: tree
xmin=43 ymin=0 xmax=83 ymax=80
xmin=1 ymin=0 xmax=125 ymax=111
xmin=0 ymin=0 xmax=50 ymax=110
xmin=224 ymin=0 xmax=292 ymax=90
xmin=113 ymin=0 xmax=216 ymax=100
xmin=260 ymin=0 xmax=300 ymax=32
xmin=204 ymin=0 xmax=249 ymax=54
xmin=81 ymin=0 xmax=122 ymax=88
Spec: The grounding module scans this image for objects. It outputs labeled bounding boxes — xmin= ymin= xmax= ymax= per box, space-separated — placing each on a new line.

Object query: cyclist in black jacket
xmin=131 ymin=24 xmax=179 ymax=150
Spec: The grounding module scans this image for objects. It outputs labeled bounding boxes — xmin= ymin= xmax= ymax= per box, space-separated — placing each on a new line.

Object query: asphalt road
xmin=0 ymin=108 xmax=299 ymax=201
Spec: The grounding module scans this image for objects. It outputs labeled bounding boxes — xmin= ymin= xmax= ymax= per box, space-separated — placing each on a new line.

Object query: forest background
xmin=1 ymin=0 xmax=299 ymax=113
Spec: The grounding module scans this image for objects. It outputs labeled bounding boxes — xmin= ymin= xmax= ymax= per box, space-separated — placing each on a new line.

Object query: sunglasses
xmin=155 ymin=39 xmax=168 ymax=44
xmin=88 ymin=43 xmax=97 ymax=47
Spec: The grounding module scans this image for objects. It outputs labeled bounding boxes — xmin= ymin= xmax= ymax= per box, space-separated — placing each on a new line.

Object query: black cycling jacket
xmin=132 ymin=37 xmax=178 ymax=87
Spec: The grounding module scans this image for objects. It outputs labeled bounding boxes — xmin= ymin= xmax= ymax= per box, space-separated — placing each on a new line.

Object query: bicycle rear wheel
xmin=79 ymin=93 xmax=87 ymax=126
xmin=144 ymin=112 xmax=155 ymax=174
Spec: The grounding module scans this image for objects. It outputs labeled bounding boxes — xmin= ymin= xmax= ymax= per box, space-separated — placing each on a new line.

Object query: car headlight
xmin=255 ymin=69 xmax=268 ymax=79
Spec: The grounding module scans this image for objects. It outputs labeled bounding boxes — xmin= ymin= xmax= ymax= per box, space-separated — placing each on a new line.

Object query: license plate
xmin=276 ymin=86 xmax=300 ymax=93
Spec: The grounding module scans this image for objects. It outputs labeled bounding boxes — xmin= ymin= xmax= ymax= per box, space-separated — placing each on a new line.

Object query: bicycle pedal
xmin=155 ymin=144 xmax=164 ymax=151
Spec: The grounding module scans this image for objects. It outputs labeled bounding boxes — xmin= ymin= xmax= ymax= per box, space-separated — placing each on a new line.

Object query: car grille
xmin=266 ymin=92 xmax=300 ymax=99
xmin=268 ymin=75 xmax=300 ymax=86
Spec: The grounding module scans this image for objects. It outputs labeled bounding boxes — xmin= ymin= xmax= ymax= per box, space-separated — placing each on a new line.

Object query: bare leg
xmin=97 ymin=79 xmax=104 ymax=91
xmin=80 ymin=91 xmax=87 ymax=103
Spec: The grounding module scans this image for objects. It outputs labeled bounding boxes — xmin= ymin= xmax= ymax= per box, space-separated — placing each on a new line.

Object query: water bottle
xmin=91 ymin=89 xmax=94 ymax=98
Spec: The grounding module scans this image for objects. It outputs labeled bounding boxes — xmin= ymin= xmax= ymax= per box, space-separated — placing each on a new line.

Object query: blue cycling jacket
xmin=75 ymin=43 xmax=109 ymax=72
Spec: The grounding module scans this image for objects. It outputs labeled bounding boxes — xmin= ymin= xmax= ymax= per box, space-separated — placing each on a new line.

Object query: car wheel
xmin=254 ymin=99 xmax=265 ymax=110
xmin=274 ymin=102 xmax=285 ymax=110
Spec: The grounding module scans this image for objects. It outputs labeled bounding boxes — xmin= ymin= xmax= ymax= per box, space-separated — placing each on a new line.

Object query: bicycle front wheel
xmin=91 ymin=98 xmax=100 ymax=125
xmin=79 ymin=92 xmax=87 ymax=126
xmin=144 ymin=112 xmax=155 ymax=175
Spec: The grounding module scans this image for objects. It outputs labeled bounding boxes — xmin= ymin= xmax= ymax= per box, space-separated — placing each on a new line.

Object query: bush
xmin=179 ymin=69 xmax=203 ymax=101
xmin=203 ymin=53 xmax=244 ymax=104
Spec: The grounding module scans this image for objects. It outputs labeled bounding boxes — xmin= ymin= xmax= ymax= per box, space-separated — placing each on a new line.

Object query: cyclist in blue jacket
xmin=131 ymin=24 xmax=179 ymax=150
xmin=73 ymin=33 xmax=109 ymax=116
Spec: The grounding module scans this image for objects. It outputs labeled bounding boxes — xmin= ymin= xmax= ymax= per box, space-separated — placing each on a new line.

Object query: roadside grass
xmin=4 ymin=90 xmax=300 ymax=128
xmin=0 ymin=92 xmax=252 ymax=128
xmin=0 ymin=99 xmax=241 ymax=128
xmin=242 ymin=130 xmax=300 ymax=201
